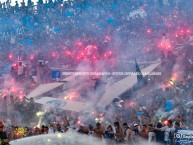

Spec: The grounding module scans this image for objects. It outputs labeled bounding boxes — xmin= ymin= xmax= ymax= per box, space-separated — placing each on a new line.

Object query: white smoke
xmin=10 ymin=130 xmax=161 ymax=145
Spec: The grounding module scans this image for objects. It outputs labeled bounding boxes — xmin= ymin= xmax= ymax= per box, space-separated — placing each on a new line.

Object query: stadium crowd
xmin=0 ymin=109 xmax=193 ymax=145
xmin=0 ymin=0 xmax=193 ymax=145
xmin=0 ymin=50 xmax=192 ymax=144
xmin=0 ymin=0 xmax=192 ymax=93
xmin=0 ymin=0 xmax=193 ymax=68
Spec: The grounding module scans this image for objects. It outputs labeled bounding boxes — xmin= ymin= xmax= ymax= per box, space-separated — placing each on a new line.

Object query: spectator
xmin=55 ymin=124 xmax=64 ymax=133
xmin=104 ymin=125 xmax=114 ymax=140
xmin=33 ymin=127 xmax=41 ymax=135
xmin=139 ymin=124 xmax=148 ymax=140
xmin=113 ymin=122 xmax=123 ymax=143
xmin=0 ymin=122 xmax=9 ymax=145
xmin=123 ymin=123 xmax=133 ymax=143
xmin=48 ymin=124 xmax=55 ymax=134
xmin=155 ymin=120 xmax=175 ymax=145
xmin=43 ymin=126 xmax=49 ymax=134
xmin=147 ymin=124 xmax=156 ymax=143
xmin=77 ymin=124 xmax=89 ymax=135
xmin=93 ymin=123 xmax=104 ymax=139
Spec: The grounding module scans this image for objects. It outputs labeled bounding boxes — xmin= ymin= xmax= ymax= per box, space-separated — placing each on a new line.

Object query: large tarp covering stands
xmin=26 ymin=83 xmax=64 ymax=99
xmin=98 ymin=60 xmax=161 ymax=106
xmin=27 ymin=60 xmax=161 ymax=110
xmin=35 ymin=97 xmax=92 ymax=112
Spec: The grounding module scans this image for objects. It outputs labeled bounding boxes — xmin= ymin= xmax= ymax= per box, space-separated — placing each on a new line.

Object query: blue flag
xmin=111 ymin=4 xmax=118 ymax=9
xmin=27 ymin=39 xmax=34 ymax=46
xmin=28 ymin=25 xmax=35 ymax=29
xmin=65 ymin=10 xmax=73 ymax=17
xmin=52 ymin=70 xmax=61 ymax=79
xmin=54 ymin=27 xmax=61 ymax=33
xmin=138 ymin=111 xmax=143 ymax=116
xmin=19 ymin=39 xmax=24 ymax=44
xmin=165 ymin=100 xmax=172 ymax=111
xmin=107 ymin=17 xmax=116 ymax=25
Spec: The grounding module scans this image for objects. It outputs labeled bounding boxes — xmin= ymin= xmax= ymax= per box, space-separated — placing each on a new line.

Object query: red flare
xmin=30 ymin=55 xmax=35 ymax=60
xmin=187 ymin=30 xmax=190 ymax=33
xmin=8 ymin=54 xmax=14 ymax=60
xmin=93 ymin=45 xmax=97 ymax=49
xmin=65 ymin=50 xmax=71 ymax=56
xmin=51 ymin=52 xmax=57 ymax=58
xmin=105 ymin=36 xmax=111 ymax=41
xmin=77 ymin=41 xmax=83 ymax=46
xmin=147 ymin=29 xmax=152 ymax=34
